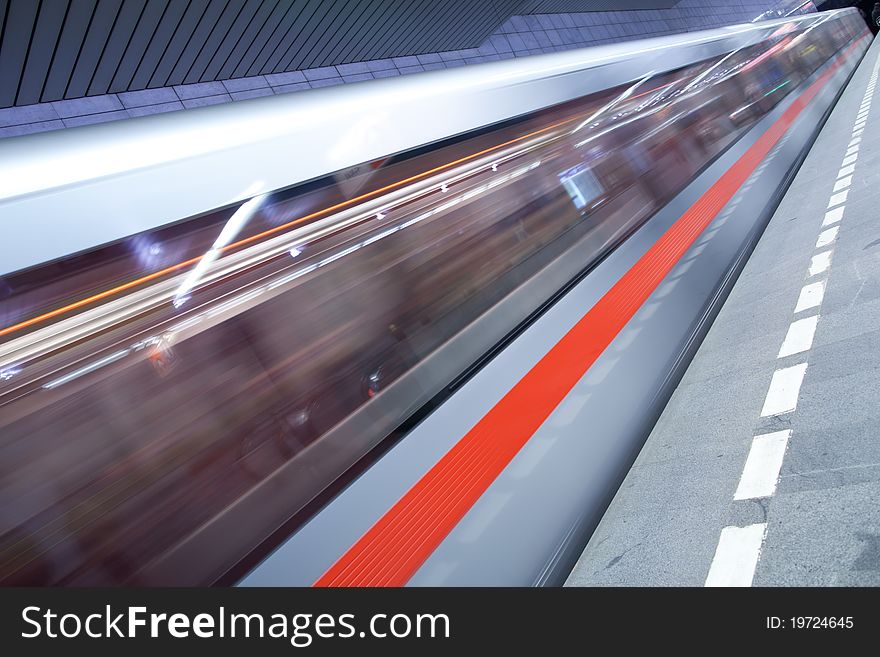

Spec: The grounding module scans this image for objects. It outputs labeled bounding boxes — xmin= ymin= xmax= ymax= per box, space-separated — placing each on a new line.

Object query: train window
xmin=559 ymin=164 xmax=603 ymax=211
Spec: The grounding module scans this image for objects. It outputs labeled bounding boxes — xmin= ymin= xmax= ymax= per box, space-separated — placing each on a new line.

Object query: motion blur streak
xmin=0 ymin=118 xmax=574 ymax=341
xmin=0 ymin=10 xmax=866 ymax=585
xmin=315 ymin=33 xmax=864 ymax=588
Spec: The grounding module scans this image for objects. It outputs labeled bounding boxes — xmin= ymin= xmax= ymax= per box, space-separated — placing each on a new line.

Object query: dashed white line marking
xmin=816 ymin=225 xmax=840 ymax=248
xmin=808 ymin=250 xmax=833 ymax=277
xmin=705 ymin=524 xmax=767 ymax=587
xmin=761 ymin=363 xmax=808 ymax=417
xmin=705 ymin=56 xmax=875 ymax=589
xmin=795 ymin=279 xmax=826 ymax=313
xmin=734 ymin=430 xmax=791 ymax=500
xmin=823 ymin=205 xmax=844 ymax=226
xmin=827 ymin=190 xmax=848 ymax=208
xmin=778 ymin=315 xmax=819 ymax=358
xmin=831 ymin=176 xmax=852 ymax=192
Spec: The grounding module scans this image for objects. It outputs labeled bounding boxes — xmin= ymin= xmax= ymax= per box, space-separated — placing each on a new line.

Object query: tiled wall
xmin=0 ymin=1 xmax=817 ymax=139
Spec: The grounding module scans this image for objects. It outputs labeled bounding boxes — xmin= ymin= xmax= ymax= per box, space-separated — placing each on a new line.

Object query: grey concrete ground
xmin=567 ymin=34 xmax=880 ymax=586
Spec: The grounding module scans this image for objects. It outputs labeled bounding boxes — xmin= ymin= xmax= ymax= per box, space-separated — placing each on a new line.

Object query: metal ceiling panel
xmin=368 ymin=0 xmax=422 ymax=62
xmin=285 ymin=0 xmax=349 ymax=70
xmin=0 ymin=0 xmax=40 ymax=106
xmin=130 ymin=0 xmax=188 ymax=89
xmin=42 ymin=0 xmax=98 ymax=101
xmin=200 ymin=0 xmax=262 ymax=81
xmin=16 ymin=0 xmax=67 ymax=105
xmin=242 ymin=0 xmax=307 ymax=76
xmin=181 ymin=0 xmax=247 ymax=84
xmin=109 ymin=0 xmax=170 ymax=93
xmin=86 ymin=0 xmax=146 ymax=95
xmin=219 ymin=0 xmax=282 ymax=78
xmin=332 ymin=0 xmax=393 ymax=65
xmin=64 ymin=0 xmax=123 ymax=98
xmin=264 ymin=0 xmax=322 ymax=72
xmin=303 ymin=0 xmax=367 ymax=69
xmin=166 ymin=0 xmax=226 ymax=86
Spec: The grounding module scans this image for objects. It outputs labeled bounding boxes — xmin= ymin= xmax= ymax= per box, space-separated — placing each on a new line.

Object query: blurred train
xmin=0 ymin=9 xmax=869 ymax=585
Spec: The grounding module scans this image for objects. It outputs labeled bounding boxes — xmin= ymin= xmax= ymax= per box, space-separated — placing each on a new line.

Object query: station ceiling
xmin=0 ymin=0 xmax=680 ymax=108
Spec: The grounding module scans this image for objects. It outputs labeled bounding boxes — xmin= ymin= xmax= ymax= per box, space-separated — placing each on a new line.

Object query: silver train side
xmin=0 ymin=9 xmax=868 ymax=585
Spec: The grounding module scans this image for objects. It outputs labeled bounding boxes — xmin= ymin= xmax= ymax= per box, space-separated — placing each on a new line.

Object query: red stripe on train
xmin=315 ymin=35 xmax=866 ymax=587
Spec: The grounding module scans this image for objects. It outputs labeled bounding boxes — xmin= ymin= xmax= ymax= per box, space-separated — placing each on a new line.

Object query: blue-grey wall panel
xmin=109 ymin=0 xmax=170 ymax=92
xmin=16 ymin=0 xmax=68 ymax=105
xmin=200 ymin=0 xmax=262 ymax=80
xmin=367 ymin=0 xmax=420 ymax=62
xmin=231 ymin=0 xmax=286 ymax=76
xmin=166 ymin=0 xmax=227 ymax=86
xmin=241 ymin=0 xmax=305 ymax=75
xmin=302 ymin=0 xmax=366 ymax=69
xmin=65 ymin=0 xmax=122 ymax=98
xmin=264 ymin=0 xmax=323 ymax=72
xmin=86 ymin=0 xmax=146 ymax=95
xmin=0 ymin=0 xmax=40 ymax=106
xmin=183 ymin=0 xmax=248 ymax=83
xmin=284 ymin=0 xmax=350 ymax=70
xmin=41 ymin=0 xmax=97 ymax=101
xmin=219 ymin=0 xmax=281 ymax=78
xmin=130 ymin=0 xmax=189 ymax=89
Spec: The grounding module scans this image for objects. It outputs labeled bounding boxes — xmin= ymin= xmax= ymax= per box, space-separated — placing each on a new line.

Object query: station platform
xmin=566 ymin=34 xmax=880 ymax=587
